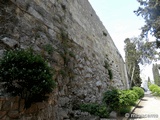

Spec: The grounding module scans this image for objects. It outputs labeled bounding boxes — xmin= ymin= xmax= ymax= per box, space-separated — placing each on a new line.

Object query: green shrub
xmin=132 ymin=87 xmax=144 ymax=99
xmin=152 ymin=87 xmax=158 ymax=93
xmin=102 ymin=89 xmax=120 ymax=111
xmin=149 ymin=84 xmax=160 ymax=96
xmin=127 ymin=90 xmax=139 ymax=105
xmin=119 ymin=90 xmax=138 ymax=107
xmin=119 ymin=106 xmax=132 ymax=115
xmin=80 ymin=103 xmax=109 ymax=118
xmin=155 ymin=88 xmax=160 ymax=96
xmin=0 ymin=49 xmax=56 ymax=108
xmin=103 ymin=88 xmax=140 ymax=114
xmin=149 ymin=84 xmax=159 ymax=92
xmin=108 ymin=69 xmax=113 ymax=80
xmin=43 ymin=44 xmax=54 ymax=54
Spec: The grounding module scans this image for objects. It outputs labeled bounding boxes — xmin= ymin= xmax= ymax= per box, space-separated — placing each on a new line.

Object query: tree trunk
xmin=130 ymin=66 xmax=135 ymax=88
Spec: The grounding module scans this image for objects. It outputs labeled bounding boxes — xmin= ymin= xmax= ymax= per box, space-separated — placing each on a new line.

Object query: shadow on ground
xmin=141 ymin=98 xmax=148 ymax=101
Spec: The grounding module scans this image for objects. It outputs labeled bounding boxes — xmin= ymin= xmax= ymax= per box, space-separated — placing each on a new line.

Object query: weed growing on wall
xmin=43 ymin=44 xmax=54 ymax=54
xmin=59 ymin=31 xmax=75 ymax=78
xmin=104 ymin=60 xmax=113 ymax=80
xmin=0 ymin=48 xmax=56 ymax=108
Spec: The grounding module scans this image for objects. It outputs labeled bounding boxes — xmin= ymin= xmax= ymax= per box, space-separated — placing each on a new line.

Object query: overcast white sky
xmin=88 ymin=0 xmax=155 ymax=82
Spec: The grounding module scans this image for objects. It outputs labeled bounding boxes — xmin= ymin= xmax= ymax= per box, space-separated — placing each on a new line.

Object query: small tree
xmin=0 ymin=49 xmax=56 ymax=108
xmin=124 ymin=38 xmax=142 ymax=87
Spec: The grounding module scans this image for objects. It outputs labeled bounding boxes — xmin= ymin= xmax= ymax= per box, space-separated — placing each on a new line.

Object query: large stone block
xmin=0 ymin=37 xmax=18 ymax=48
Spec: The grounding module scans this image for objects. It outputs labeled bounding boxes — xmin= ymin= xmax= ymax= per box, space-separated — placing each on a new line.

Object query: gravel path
xmin=129 ymin=91 xmax=160 ymax=120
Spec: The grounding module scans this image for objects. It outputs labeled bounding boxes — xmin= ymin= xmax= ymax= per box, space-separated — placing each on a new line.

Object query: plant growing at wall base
xmin=102 ymin=89 xmax=119 ymax=111
xmin=79 ymin=103 xmax=109 ymax=118
xmin=0 ymin=49 xmax=56 ymax=108
xmin=132 ymin=87 xmax=144 ymax=99
xmin=103 ymin=88 xmax=142 ymax=114
xmin=119 ymin=90 xmax=138 ymax=107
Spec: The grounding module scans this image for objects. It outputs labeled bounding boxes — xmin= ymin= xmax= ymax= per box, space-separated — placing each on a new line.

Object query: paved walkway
xmin=129 ymin=91 xmax=160 ymax=120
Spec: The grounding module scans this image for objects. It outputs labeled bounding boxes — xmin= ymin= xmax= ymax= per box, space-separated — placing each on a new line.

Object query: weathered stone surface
xmin=109 ymin=111 xmax=117 ymax=118
xmin=2 ymin=101 xmax=12 ymax=111
xmin=0 ymin=37 xmax=18 ymax=48
xmin=0 ymin=50 xmax=4 ymax=59
xmin=58 ymin=97 xmax=70 ymax=107
xmin=58 ymin=108 xmax=69 ymax=119
xmin=0 ymin=0 xmax=129 ymax=119
xmin=25 ymin=104 xmax=38 ymax=114
xmin=0 ymin=111 xmax=7 ymax=119
xmin=8 ymin=110 xmax=20 ymax=119
xmin=52 ymin=51 xmax=64 ymax=65
xmin=36 ymin=102 xmax=46 ymax=110
xmin=11 ymin=102 xmax=19 ymax=110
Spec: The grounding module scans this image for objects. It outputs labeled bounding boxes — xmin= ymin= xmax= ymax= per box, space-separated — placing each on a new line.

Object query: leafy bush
xmin=153 ymin=88 xmax=160 ymax=96
xmin=0 ymin=49 xmax=56 ymax=108
xmin=102 ymin=89 xmax=120 ymax=111
xmin=119 ymin=106 xmax=131 ymax=115
xmin=119 ymin=90 xmax=138 ymax=107
xmin=80 ymin=103 xmax=109 ymax=118
xmin=103 ymin=88 xmax=140 ymax=114
xmin=149 ymin=84 xmax=159 ymax=92
xmin=149 ymin=84 xmax=160 ymax=96
xmin=132 ymin=87 xmax=144 ymax=99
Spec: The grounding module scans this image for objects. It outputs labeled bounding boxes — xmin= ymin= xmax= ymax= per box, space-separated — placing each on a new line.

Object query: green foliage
xmin=119 ymin=90 xmax=138 ymax=106
xmin=125 ymin=37 xmax=159 ymax=65
xmin=108 ymin=69 xmax=113 ymax=80
xmin=124 ymin=38 xmax=142 ymax=87
xmin=79 ymin=103 xmax=109 ymax=118
xmin=132 ymin=87 xmax=144 ymax=99
xmin=0 ymin=49 xmax=56 ymax=108
xmin=60 ymin=69 xmax=67 ymax=77
xmin=1 ymin=0 xmax=10 ymax=4
xmin=43 ymin=44 xmax=54 ymax=54
xmin=149 ymin=84 xmax=158 ymax=91
xmin=103 ymin=88 xmax=142 ymax=114
xmin=152 ymin=64 xmax=160 ymax=86
xmin=69 ymin=51 xmax=75 ymax=58
xmin=119 ymin=106 xmax=132 ymax=115
xmin=134 ymin=0 xmax=160 ymax=44
xmin=79 ymin=87 xmax=143 ymax=117
xmin=102 ymin=89 xmax=120 ymax=110
xmin=149 ymin=84 xmax=160 ymax=96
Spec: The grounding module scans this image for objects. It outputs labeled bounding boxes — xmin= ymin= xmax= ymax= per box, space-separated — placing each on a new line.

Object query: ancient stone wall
xmin=0 ymin=0 xmax=129 ymax=119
